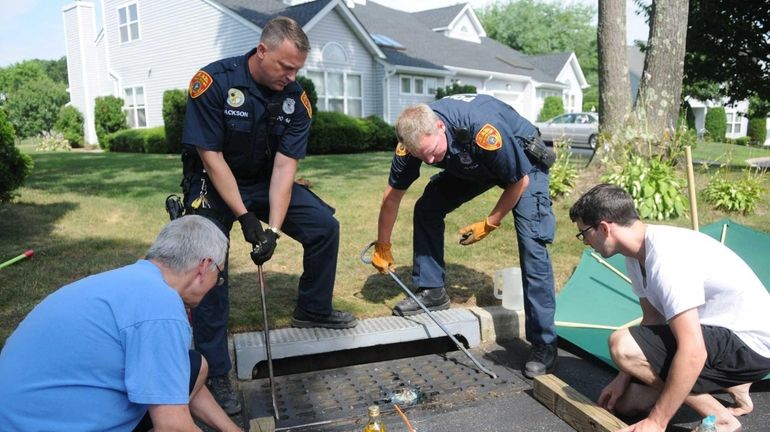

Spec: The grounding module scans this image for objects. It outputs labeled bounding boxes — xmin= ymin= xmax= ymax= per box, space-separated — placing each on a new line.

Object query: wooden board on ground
xmin=249 ymin=416 xmax=276 ymax=432
xmin=534 ymin=374 xmax=628 ymax=432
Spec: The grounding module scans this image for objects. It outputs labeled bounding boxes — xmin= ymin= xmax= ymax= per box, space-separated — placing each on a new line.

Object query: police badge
xmin=227 ymin=88 xmax=245 ymax=107
xmin=282 ymin=98 xmax=295 ymax=114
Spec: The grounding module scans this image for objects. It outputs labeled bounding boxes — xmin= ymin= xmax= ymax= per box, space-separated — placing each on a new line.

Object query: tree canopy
xmin=0 ymin=59 xmax=70 ymax=138
xmin=477 ymin=0 xmax=598 ymax=110
xmin=685 ymin=1 xmax=769 ymax=103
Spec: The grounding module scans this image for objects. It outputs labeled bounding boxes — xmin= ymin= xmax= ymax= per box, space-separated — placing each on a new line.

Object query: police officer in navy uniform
xmin=372 ymin=94 xmax=557 ymax=378
xmin=181 ymin=17 xmax=357 ymax=414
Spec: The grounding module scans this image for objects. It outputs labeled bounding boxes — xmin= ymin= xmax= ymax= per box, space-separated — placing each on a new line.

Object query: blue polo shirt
xmin=389 ymin=94 xmax=536 ymax=190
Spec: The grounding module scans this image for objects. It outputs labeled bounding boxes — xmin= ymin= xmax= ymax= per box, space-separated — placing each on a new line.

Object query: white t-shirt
xmin=625 ymin=224 xmax=770 ymax=358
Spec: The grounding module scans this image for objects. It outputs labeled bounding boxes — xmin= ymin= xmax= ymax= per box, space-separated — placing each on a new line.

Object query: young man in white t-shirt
xmin=569 ymin=184 xmax=770 ymax=432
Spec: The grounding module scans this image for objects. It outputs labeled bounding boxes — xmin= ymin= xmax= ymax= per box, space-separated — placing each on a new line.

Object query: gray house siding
xmin=102 ymin=0 xmax=260 ymax=128
xmin=385 ymin=73 xmax=443 ymax=123
xmin=304 ymin=8 xmax=379 ymax=117
xmin=65 ymin=0 xmax=585 ymax=141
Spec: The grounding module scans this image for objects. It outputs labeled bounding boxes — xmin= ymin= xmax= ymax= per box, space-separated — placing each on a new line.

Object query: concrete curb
xmin=467 ymin=305 xmax=525 ymax=344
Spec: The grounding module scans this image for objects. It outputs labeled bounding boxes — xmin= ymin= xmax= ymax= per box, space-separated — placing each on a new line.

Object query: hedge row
xmin=112 ymin=84 xmax=396 ymax=154
xmin=104 ymin=127 xmax=166 ymax=153
xmin=307 ymin=112 xmax=396 ymax=154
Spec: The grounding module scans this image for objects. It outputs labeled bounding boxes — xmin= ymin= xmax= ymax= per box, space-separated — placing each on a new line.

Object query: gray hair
xmin=261 ymin=16 xmax=310 ymax=53
xmin=146 ymin=215 xmax=228 ymax=273
xmin=395 ymin=104 xmax=440 ymax=153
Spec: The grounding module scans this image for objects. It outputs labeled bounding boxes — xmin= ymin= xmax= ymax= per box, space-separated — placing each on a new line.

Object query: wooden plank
xmin=248 ymin=416 xmax=276 ymax=432
xmin=534 ymin=374 xmax=628 ymax=432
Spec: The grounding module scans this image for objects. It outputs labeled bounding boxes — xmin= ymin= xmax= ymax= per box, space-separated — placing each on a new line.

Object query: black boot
xmin=523 ymin=342 xmax=558 ymax=379
xmin=392 ymin=287 xmax=451 ymax=316
xmin=291 ymin=307 xmax=358 ymax=329
xmin=206 ymin=375 xmax=242 ymax=415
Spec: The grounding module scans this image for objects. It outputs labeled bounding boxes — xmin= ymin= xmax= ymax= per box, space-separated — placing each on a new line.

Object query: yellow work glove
xmin=372 ymin=242 xmax=395 ymax=274
xmin=458 ymin=218 xmax=499 ymax=245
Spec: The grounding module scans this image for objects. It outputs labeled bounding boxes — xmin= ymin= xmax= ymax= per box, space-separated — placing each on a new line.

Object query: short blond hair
xmin=395 ymin=104 xmax=440 ymax=153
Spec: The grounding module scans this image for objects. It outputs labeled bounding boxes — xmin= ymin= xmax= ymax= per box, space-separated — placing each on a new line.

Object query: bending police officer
xmin=181 ymin=17 xmax=357 ymax=414
xmin=372 ymin=94 xmax=557 ymax=378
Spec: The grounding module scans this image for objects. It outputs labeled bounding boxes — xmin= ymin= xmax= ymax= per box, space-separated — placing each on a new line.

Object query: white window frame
xmin=304 ymin=71 xmax=364 ymax=117
xmin=123 ymin=86 xmax=147 ymax=128
xmin=321 ymin=42 xmax=348 ymax=65
xmin=400 ymin=75 xmax=433 ymax=96
xmin=726 ymin=111 xmax=743 ymax=135
xmin=117 ymin=2 xmax=140 ymax=44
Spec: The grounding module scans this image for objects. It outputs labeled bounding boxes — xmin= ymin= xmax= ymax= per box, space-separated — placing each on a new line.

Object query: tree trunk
xmin=633 ymin=0 xmax=689 ymax=137
xmin=597 ymin=0 xmax=631 ymax=140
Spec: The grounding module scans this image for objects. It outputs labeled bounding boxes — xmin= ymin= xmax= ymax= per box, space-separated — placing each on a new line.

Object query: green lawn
xmin=692 ymin=141 xmax=770 ymax=166
xmin=2 ymin=142 xmax=769 ymax=346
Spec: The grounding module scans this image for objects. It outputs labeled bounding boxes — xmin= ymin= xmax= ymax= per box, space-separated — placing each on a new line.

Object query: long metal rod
xmin=258 ymin=265 xmax=279 ymax=420
xmin=275 ymin=419 xmax=334 ymax=431
xmin=360 ymin=242 xmax=497 ymax=379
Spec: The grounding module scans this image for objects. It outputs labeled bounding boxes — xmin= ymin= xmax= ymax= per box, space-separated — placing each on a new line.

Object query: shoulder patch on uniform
xmin=300 ymin=91 xmax=313 ymax=118
xmin=396 ymin=143 xmax=409 ymax=157
xmin=475 ymin=123 xmax=503 ymax=151
xmin=189 ymin=71 xmax=213 ymax=99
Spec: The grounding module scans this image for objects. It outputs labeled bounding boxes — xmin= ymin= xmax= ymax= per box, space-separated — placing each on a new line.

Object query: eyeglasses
xmin=214 ymin=263 xmax=226 ymax=287
xmin=575 ymin=225 xmax=595 ymax=241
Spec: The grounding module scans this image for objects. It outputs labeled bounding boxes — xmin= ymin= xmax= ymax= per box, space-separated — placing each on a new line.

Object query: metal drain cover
xmin=241 ymin=348 xmax=527 ymax=430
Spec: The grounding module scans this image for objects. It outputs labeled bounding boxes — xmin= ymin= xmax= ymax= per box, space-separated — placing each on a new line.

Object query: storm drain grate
xmin=241 ymin=348 xmax=527 ymax=430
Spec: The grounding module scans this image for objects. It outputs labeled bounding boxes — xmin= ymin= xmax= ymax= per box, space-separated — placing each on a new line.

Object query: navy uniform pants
xmin=412 ymin=165 xmax=556 ymax=345
xmin=185 ymin=173 xmax=339 ymax=376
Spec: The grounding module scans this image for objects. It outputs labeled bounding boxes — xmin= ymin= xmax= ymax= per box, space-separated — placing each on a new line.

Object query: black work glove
xmin=238 ymin=212 xmax=265 ymax=245
xmin=250 ymin=229 xmax=278 ymax=265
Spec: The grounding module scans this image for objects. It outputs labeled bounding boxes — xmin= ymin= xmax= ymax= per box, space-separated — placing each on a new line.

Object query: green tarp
xmin=555 ymin=219 xmax=770 ymax=370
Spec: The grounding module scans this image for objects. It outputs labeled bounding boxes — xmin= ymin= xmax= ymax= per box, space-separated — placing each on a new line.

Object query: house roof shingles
xmin=353 ymin=2 xmax=556 ymax=83
xmin=213 ymin=0 xmax=563 ymax=84
xmin=527 ymin=52 xmax=572 ymax=80
xmin=215 ymin=0 xmax=333 ymax=28
xmin=411 ymin=4 xmax=465 ymax=29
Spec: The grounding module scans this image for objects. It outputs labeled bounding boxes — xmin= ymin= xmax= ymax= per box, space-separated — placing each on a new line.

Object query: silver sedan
xmin=535 ymin=112 xmax=599 ymax=149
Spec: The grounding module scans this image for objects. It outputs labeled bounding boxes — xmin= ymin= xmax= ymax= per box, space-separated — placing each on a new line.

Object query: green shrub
xmin=747 ymin=117 xmax=766 ymax=146
xmin=296 ymin=75 xmax=318 ymax=115
xmin=734 ymin=136 xmax=751 ymax=147
xmin=538 ymin=96 xmax=564 ymax=122
xmin=602 ymin=153 xmax=687 ymax=220
xmin=702 ymin=170 xmax=764 ymax=215
xmin=34 ymin=131 xmax=71 ymax=152
xmin=108 ymin=127 xmax=166 ymax=153
xmin=704 ymin=107 xmax=727 ymax=143
xmin=308 ymin=111 xmax=367 ymax=154
xmin=307 ymin=112 xmax=397 ymax=154
xmin=0 ymin=109 xmax=33 ymax=203
xmin=144 ymin=127 xmax=167 ymax=153
xmin=162 ymin=89 xmax=186 ymax=154
xmin=548 ymin=141 xmax=577 ymax=199
xmin=54 ymin=105 xmax=84 ymax=148
xmin=108 ymin=129 xmax=145 ymax=153
xmin=366 ymin=115 xmax=397 ymax=151
xmin=435 ymin=83 xmax=477 ymax=100
xmin=94 ymin=95 xmax=128 ymax=146
xmin=683 ymin=102 xmax=696 ymax=131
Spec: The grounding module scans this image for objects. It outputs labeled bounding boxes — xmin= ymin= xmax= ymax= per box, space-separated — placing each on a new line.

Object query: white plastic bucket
xmin=493 ymin=267 xmax=524 ymax=311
